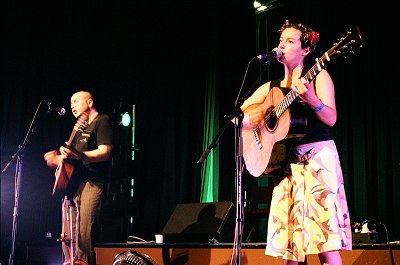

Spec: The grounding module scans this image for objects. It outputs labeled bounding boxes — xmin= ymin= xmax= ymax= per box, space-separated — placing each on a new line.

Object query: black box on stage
xmin=352 ymin=232 xmax=379 ymax=245
xmin=162 ymin=201 xmax=234 ymax=243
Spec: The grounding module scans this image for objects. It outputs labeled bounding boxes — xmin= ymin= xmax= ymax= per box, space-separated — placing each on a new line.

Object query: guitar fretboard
xmin=271 ymin=53 xmax=330 ymax=121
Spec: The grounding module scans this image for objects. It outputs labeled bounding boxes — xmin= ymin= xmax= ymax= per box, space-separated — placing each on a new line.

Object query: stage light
xmin=121 ymin=112 xmax=131 ymax=127
xmin=253 ymin=0 xmax=286 ymax=14
xmin=117 ymin=105 xmax=136 ymax=161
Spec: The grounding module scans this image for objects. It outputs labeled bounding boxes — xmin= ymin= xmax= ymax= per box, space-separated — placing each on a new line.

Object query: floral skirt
xmin=265 ymin=140 xmax=352 ymax=262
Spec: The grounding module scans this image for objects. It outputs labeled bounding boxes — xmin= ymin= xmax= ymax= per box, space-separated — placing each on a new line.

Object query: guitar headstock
xmin=327 ymin=25 xmax=363 ymax=60
xmin=74 ymin=111 xmax=89 ymax=132
xmin=303 ymin=26 xmax=363 ymax=83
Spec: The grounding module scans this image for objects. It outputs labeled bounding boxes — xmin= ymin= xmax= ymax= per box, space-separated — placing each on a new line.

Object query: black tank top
xmin=270 ymin=71 xmax=333 ymax=146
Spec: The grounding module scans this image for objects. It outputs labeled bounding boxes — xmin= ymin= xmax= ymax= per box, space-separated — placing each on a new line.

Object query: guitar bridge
xmin=253 ymin=127 xmax=262 ymax=150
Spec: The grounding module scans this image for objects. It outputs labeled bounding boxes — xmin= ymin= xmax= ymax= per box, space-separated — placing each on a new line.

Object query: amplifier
xmin=352 ymin=232 xmax=379 ymax=245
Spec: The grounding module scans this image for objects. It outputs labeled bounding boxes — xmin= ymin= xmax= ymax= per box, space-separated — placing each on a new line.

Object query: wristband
xmin=314 ymin=101 xmax=325 ymax=112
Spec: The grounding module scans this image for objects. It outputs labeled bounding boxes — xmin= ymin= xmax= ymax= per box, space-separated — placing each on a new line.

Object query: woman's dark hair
xmin=278 ymin=20 xmax=320 ymax=52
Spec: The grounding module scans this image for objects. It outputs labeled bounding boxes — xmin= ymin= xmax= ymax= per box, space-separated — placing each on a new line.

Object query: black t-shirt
xmin=66 ymin=114 xmax=113 ymax=196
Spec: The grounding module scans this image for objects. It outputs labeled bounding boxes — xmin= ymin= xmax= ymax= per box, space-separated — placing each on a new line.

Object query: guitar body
xmin=51 ymin=111 xmax=89 ymax=196
xmin=53 ymin=160 xmax=75 ymax=196
xmin=242 ymin=87 xmax=306 ymax=177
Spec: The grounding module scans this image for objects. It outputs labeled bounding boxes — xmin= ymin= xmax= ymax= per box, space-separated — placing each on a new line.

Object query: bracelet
xmin=314 ymin=101 xmax=325 ymax=112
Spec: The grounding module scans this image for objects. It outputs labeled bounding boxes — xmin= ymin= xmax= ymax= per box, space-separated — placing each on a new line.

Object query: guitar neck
xmin=274 ymin=53 xmax=331 ymax=118
xmin=65 ymin=130 xmax=79 ymax=148
xmin=304 ymin=52 xmax=330 ymax=83
xmin=65 ymin=111 xmax=89 ymax=148
xmin=275 ymin=89 xmax=298 ymax=118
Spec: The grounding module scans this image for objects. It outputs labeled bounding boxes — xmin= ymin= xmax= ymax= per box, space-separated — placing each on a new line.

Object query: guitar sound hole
xmin=265 ymin=109 xmax=277 ymax=131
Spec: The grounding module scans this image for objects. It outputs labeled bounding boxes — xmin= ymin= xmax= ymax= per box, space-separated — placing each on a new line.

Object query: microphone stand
xmin=1 ymin=101 xmax=47 ymax=265
xmin=232 ymin=110 xmax=245 ymax=265
xmin=197 ymin=106 xmax=244 ymax=265
xmin=197 ymin=58 xmax=270 ymax=265
xmin=2 ymin=152 xmax=23 ymax=265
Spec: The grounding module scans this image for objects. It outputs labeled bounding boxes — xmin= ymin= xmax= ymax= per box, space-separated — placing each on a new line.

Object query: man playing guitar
xmin=44 ymin=91 xmax=113 ymax=265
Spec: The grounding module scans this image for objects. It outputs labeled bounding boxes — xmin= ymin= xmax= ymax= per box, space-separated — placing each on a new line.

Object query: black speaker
xmin=161 ymin=201 xmax=234 ymax=243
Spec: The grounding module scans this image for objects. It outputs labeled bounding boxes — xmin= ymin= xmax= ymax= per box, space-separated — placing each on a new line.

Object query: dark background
xmin=2 ymin=0 xmax=399 ymax=263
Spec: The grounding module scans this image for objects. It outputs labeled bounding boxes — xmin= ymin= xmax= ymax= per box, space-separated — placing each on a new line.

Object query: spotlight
xmin=253 ymin=0 xmax=287 ymax=14
xmin=121 ymin=112 xmax=131 ymax=127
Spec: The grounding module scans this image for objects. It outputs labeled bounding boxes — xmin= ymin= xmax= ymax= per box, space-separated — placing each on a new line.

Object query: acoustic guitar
xmin=52 ymin=111 xmax=89 ymax=196
xmin=242 ymin=26 xmax=363 ymax=177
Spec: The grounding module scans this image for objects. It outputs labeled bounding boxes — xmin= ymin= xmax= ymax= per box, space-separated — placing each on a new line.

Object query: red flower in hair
xmin=309 ymin=31 xmax=320 ymax=46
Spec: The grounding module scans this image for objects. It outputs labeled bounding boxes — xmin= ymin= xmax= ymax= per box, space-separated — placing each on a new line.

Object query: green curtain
xmin=200 ymin=61 xmax=219 ymax=203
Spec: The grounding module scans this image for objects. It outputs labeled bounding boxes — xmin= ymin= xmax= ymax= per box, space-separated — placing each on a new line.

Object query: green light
xmin=121 ymin=112 xmax=131 ymax=127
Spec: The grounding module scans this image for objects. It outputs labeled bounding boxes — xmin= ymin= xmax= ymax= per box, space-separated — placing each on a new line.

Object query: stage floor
xmin=95 ymin=242 xmax=400 ymax=265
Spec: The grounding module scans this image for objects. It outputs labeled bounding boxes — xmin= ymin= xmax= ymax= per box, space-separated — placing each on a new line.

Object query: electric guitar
xmin=243 ymin=26 xmax=363 ymax=177
xmin=52 ymin=111 xmax=89 ymax=196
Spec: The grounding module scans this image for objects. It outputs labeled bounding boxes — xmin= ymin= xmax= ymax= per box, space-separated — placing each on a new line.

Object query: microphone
xmin=255 ymin=47 xmax=282 ymax=61
xmin=44 ymin=100 xmax=66 ymax=116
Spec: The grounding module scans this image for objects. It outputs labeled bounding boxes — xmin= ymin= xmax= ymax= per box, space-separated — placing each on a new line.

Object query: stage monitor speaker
xmin=161 ymin=201 xmax=234 ymax=243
